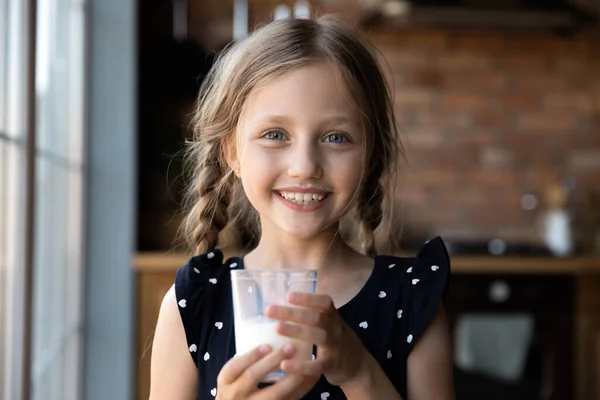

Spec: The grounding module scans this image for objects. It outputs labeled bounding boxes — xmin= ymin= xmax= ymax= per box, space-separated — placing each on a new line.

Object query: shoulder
xmin=173 ymin=249 xmax=240 ymax=366
xmin=377 ymin=236 xmax=451 ymax=289
xmin=377 ymin=237 xmax=451 ymax=349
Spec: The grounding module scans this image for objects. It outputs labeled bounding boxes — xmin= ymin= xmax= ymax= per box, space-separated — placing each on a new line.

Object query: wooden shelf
xmin=134 ymin=251 xmax=600 ymax=275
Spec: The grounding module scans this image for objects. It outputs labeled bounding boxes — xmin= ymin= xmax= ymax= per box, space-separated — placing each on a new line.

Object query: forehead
xmin=239 ymin=61 xmax=360 ymax=127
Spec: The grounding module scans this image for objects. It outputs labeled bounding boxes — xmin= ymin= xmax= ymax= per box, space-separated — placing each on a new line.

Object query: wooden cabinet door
xmin=136 ymin=271 xmax=177 ymax=400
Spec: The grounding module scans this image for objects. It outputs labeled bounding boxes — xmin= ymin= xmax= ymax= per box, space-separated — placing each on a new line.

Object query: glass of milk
xmin=230 ymin=269 xmax=318 ymax=382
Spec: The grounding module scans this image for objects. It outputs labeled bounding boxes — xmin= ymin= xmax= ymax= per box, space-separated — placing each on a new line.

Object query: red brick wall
xmin=367 ymin=29 xmax=599 ymax=243
xmin=187 ymin=1 xmax=600 ymax=244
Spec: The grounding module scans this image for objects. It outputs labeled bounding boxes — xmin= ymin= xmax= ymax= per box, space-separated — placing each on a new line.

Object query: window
xmin=0 ymin=0 xmax=87 ymax=399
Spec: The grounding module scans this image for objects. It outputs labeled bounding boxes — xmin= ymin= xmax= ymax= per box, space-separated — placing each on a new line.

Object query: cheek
xmin=334 ymin=153 xmax=364 ymax=193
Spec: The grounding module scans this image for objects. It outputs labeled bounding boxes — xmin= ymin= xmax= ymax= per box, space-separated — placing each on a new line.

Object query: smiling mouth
xmin=275 ymin=190 xmax=330 ymax=205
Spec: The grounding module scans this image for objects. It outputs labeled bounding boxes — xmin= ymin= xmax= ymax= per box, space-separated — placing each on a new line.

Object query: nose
xmin=287 ymin=141 xmax=322 ymax=180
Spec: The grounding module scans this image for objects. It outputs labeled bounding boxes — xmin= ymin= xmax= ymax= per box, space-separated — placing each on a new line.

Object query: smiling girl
xmin=150 ymin=16 xmax=454 ymax=400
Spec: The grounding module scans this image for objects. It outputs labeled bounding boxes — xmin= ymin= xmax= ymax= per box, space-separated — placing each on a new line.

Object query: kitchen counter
xmin=134 ymin=251 xmax=600 ymax=275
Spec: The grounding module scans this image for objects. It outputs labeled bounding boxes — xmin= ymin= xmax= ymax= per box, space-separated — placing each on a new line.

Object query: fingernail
xmin=258 ymin=344 xmax=271 ymax=355
xmin=266 ymin=305 xmax=278 ymax=315
xmin=280 ymin=360 xmax=292 ymax=371
xmin=282 ymin=343 xmax=295 ymax=356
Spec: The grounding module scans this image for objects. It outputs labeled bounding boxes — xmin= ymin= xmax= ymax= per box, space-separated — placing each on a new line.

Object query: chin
xmin=276 ymin=220 xmax=339 ymax=241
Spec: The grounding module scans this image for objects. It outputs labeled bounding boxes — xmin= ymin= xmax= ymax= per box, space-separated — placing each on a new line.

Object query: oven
xmin=445 ymin=274 xmax=575 ymax=400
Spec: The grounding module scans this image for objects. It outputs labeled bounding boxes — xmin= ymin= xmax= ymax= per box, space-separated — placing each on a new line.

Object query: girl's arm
xmin=407 ymin=304 xmax=455 ymax=400
xmin=340 ymin=304 xmax=454 ymax=400
xmin=149 ymin=285 xmax=198 ymax=400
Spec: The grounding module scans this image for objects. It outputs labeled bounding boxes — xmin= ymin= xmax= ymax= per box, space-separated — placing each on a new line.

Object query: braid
xmin=184 ymin=141 xmax=232 ymax=255
xmin=356 ymin=180 xmax=384 ymax=256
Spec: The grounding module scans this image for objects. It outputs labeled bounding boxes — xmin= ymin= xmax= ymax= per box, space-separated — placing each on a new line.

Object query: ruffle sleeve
xmin=403 ymin=236 xmax=451 ymax=353
xmin=174 ymin=249 xmax=225 ymax=366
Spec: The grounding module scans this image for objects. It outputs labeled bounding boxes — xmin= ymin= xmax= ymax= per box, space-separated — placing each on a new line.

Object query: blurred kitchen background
xmin=1 ymin=0 xmax=600 ymax=399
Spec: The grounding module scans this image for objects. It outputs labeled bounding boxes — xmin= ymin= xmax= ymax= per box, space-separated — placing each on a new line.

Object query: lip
xmin=274 ymin=191 xmax=330 ymax=212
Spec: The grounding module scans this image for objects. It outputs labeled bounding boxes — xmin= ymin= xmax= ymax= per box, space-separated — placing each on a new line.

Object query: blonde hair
xmin=181 ymin=16 xmax=404 ymax=256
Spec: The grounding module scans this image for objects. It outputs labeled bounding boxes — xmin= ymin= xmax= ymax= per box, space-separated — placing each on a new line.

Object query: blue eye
xmin=323 ymin=133 xmax=346 ymax=143
xmin=263 ymin=130 xmax=286 ymax=140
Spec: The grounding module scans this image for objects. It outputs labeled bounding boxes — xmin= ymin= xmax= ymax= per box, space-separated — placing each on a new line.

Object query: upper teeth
xmin=279 ymin=192 xmax=326 ymax=203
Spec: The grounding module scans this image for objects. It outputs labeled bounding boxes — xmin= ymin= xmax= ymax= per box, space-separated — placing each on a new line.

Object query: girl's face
xmin=235 ymin=62 xmax=365 ymax=241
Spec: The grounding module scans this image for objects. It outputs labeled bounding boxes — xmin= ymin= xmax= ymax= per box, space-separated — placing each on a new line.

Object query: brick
xmin=515 ymin=73 xmax=569 ymax=91
xmin=523 ymin=170 xmax=559 ymax=187
xmin=404 ymin=127 xmax=445 ymax=148
xmin=442 ymin=91 xmax=489 ymax=109
xmin=496 ymin=54 xmax=551 ymax=71
xmin=543 ymin=93 xmax=594 ymax=112
xmin=437 ymin=52 xmax=492 ymax=70
xmin=370 ymin=28 xmax=448 ymax=49
xmin=416 ymin=110 xmax=473 ymax=128
xmin=376 ymin=48 xmax=433 ymax=69
xmin=468 ymin=171 xmax=519 ymax=187
xmin=405 ymin=70 xmax=442 ymax=88
xmin=448 ymin=31 xmax=507 ymax=52
xmin=404 ymin=170 xmax=459 ymax=186
xmin=506 ymin=35 xmax=570 ymax=54
xmin=393 ymin=89 xmax=437 ymax=107
xmin=479 ymin=147 xmax=516 ymax=169
xmin=493 ymin=93 xmax=541 ymax=111
xmin=448 ymin=130 xmax=497 ymax=146
xmin=475 ymin=111 xmax=509 ymax=127
xmin=567 ymin=151 xmax=600 ymax=172
xmin=517 ymin=114 xmax=578 ymax=133
xmin=442 ymin=72 xmax=510 ymax=91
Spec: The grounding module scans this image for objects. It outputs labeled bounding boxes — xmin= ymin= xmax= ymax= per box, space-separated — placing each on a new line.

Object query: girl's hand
xmin=216 ymin=344 xmax=320 ymax=400
xmin=266 ymin=292 xmax=368 ymax=387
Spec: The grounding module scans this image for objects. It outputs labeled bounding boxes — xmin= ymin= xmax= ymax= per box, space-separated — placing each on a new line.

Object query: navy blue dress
xmin=175 ymin=237 xmax=451 ymax=399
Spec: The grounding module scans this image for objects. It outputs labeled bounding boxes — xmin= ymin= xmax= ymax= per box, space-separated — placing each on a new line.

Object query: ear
xmin=221 ymin=136 xmax=239 ymax=176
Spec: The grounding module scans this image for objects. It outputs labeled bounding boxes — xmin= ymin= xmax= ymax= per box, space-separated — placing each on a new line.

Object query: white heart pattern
xmin=230 ymin=262 xmax=238 ymax=268
xmin=215 ymin=322 xmax=223 ymax=330
xmin=193 ymin=267 xmax=200 ymax=274
xmin=207 ymin=252 xmax=214 ymax=259
xmin=387 ymin=350 xmax=392 ymax=359
xmin=431 ymin=265 xmax=439 ymax=271
xmin=321 ymin=393 xmax=330 ymax=400
xmin=359 ymin=321 xmax=368 ymax=329
xmin=203 ymin=352 xmax=210 ymax=361
xmin=388 ymin=263 xmax=396 ymax=269
xmin=406 ymin=266 xmax=413 ymax=273
xmin=378 ymin=291 xmax=386 ymax=298
xmin=397 ymin=309 xmax=403 ymax=319
xmin=209 ymin=278 xmax=217 ymax=284
xmin=189 ymin=344 xmax=197 ymax=352
xmin=178 ymin=299 xmax=187 ymax=308
xmin=210 ymin=388 xmax=217 ymax=397
xmin=248 ymin=286 xmax=253 ymax=294
xmin=412 ymin=279 xmax=420 ymax=285
xmin=407 ymin=334 xmax=413 ymax=343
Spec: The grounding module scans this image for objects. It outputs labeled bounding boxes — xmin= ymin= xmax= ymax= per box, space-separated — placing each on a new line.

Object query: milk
xmin=234 ymin=316 xmax=312 ymax=381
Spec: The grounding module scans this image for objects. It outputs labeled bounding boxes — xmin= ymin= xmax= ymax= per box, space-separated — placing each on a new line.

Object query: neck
xmin=243 ymin=223 xmax=358 ymax=272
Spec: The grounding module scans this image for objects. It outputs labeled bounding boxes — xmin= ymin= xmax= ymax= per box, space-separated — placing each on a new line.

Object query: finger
xmin=239 ymin=343 xmax=296 ymax=388
xmin=266 ymin=305 xmax=322 ymax=327
xmin=218 ymin=344 xmax=272 ymax=385
xmin=280 ymin=358 xmax=325 ymax=377
xmin=288 ymin=292 xmax=334 ymax=312
xmin=251 ymin=373 xmax=318 ymax=400
xmin=276 ymin=321 xmax=328 ymax=346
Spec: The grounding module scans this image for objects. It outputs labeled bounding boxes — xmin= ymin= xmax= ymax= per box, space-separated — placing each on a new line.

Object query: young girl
xmin=150 ymin=16 xmax=454 ymax=400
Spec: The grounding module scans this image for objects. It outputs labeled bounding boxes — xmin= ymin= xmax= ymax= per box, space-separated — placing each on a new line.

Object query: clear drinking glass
xmin=231 ymin=269 xmax=318 ymax=382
